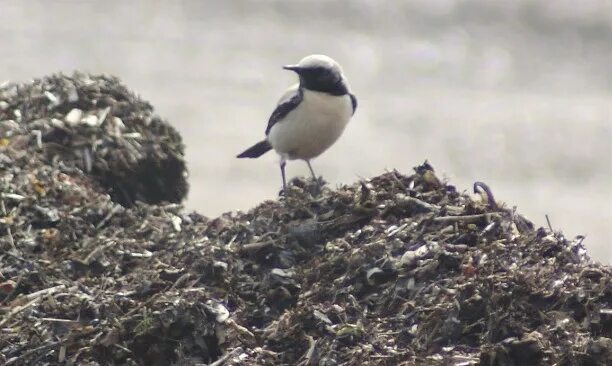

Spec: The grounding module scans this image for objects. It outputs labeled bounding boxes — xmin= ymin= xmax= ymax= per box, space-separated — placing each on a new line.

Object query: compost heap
xmin=0 ymin=74 xmax=610 ymax=366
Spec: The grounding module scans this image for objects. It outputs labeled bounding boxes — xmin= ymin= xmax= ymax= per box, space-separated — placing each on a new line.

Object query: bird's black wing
xmin=265 ymin=89 xmax=303 ymax=135
xmin=350 ymin=93 xmax=357 ymax=115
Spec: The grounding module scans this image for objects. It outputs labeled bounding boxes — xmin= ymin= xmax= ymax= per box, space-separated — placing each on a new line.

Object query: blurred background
xmin=1 ymin=1 xmax=610 ymax=263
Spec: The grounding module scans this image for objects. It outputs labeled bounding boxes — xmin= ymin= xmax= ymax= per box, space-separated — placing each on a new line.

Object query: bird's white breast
xmin=267 ymin=89 xmax=353 ymax=160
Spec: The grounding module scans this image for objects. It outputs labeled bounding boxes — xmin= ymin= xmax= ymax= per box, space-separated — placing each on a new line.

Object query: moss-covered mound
xmin=0 ymin=75 xmax=610 ymax=366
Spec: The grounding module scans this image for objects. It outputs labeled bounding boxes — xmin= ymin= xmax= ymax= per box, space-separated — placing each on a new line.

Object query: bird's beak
xmin=283 ymin=65 xmax=302 ymax=73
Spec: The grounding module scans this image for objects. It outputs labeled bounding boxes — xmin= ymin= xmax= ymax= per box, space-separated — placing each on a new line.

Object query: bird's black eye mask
xmin=298 ymin=67 xmax=348 ymax=96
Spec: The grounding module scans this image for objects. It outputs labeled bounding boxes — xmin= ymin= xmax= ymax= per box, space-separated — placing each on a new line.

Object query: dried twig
xmin=395 ymin=195 xmax=439 ymax=213
xmin=545 ymin=214 xmax=554 ymax=232
xmin=24 ymin=284 xmax=67 ymax=300
xmin=239 ymin=241 xmax=274 ymax=253
xmin=298 ymin=335 xmax=318 ymax=366
xmin=1 ymin=284 xmax=67 ymax=327
xmin=433 ymin=213 xmax=498 ymax=224
xmin=199 ymin=347 xmax=243 ymax=366
xmin=473 ymin=181 xmax=498 ymax=210
xmin=0 ymin=198 xmax=16 ymax=250
xmin=39 ymin=317 xmax=80 ymax=324
xmin=96 ymin=204 xmax=123 ymax=229
xmin=5 ymin=341 xmax=62 ymax=365
xmin=0 ymin=297 xmax=40 ymax=327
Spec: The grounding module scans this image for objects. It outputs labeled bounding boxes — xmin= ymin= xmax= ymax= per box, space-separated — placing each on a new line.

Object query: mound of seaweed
xmin=0 ymin=72 xmax=187 ymax=207
xmin=1 ymin=75 xmax=611 ymax=366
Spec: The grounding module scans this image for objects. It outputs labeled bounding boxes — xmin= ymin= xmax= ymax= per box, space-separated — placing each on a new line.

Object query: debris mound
xmin=0 ymin=72 xmax=187 ymax=207
xmin=1 ymin=75 xmax=611 ymax=365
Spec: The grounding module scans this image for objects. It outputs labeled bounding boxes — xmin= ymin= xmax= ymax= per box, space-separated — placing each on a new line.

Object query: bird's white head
xmin=283 ymin=54 xmax=349 ymax=95
xmin=287 ymin=54 xmax=344 ymax=75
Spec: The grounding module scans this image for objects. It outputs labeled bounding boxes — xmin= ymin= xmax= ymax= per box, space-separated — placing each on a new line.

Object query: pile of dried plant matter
xmin=1 ymin=75 xmax=611 ymax=366
xmin=0 ymin=72 xmax=187 ymax=207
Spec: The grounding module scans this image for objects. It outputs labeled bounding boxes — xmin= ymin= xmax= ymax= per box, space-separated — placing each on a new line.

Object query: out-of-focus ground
xmin=1 ymin=0 xmax=610 ymax=262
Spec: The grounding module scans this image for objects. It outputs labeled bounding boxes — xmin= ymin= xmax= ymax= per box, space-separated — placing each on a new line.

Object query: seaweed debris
xmin=0 ymin=72 xmax=187 ymax=207
xmin=1 ymin=74 xmax=611 ymax=365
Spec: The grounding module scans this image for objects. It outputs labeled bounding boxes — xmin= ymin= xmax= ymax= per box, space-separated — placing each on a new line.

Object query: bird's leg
xmin=306 ymin=160 xmax=317 ymax=181
xmin=306 ymin=160 xmax=321 ymax=195
xmin=280 ymin=158 xmax=287 ymax=194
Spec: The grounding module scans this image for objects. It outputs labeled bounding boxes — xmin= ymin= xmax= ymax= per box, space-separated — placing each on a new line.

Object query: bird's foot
xmin=279 ymin=177 xmax=326 ymax=199
xmin=308 ymin=176 xmax=326 ymax=197
xmin=278 ymin=185 xmax=288 ymax=198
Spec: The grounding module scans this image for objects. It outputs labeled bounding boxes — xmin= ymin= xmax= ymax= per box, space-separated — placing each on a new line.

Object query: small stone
xmin=400 ymin=250 xmax=418 ymax=267
xmin=205 ymin=300 xmax=230 ymax=323
xmin=67 ymin=86 xmax=79 ymax=102
xmin=81 ymin=114 xmax=99 ymax=127
xmin=271 ymin=268 xmax=294 ymax=278
xmin=65 ymin=108 xmax=83 ymax=126
xmin=171 ymin=215 xmax=182 ymax=232
xmin=213 ymin=261 xmax=228 ymax=272
xmin=44 ymin=91 xmax=60 ymax=108
xmin=97 ymin=106 xmax=111 ymax=125
xmin=50 ymin=118 xmax=65 ymax=128
xmin=112 ymin=116 xmax=125 ymax=130
xmin=366 ymin=267 xmax=397 ymax=285
xmin=313 ymin=309 xmax=333 ymax=325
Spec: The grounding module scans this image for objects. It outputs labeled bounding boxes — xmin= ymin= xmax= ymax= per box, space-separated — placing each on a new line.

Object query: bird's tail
xmin=237 ymin=140 xmax=272 ymax=158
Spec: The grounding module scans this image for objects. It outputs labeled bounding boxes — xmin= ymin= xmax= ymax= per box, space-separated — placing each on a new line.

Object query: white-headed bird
xmin=237 ymin=54 xmax=357 ymax=192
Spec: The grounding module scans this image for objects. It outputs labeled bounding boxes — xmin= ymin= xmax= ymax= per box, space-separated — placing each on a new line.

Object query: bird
xmin=237 ymin=54 xmax=357 ymax=193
